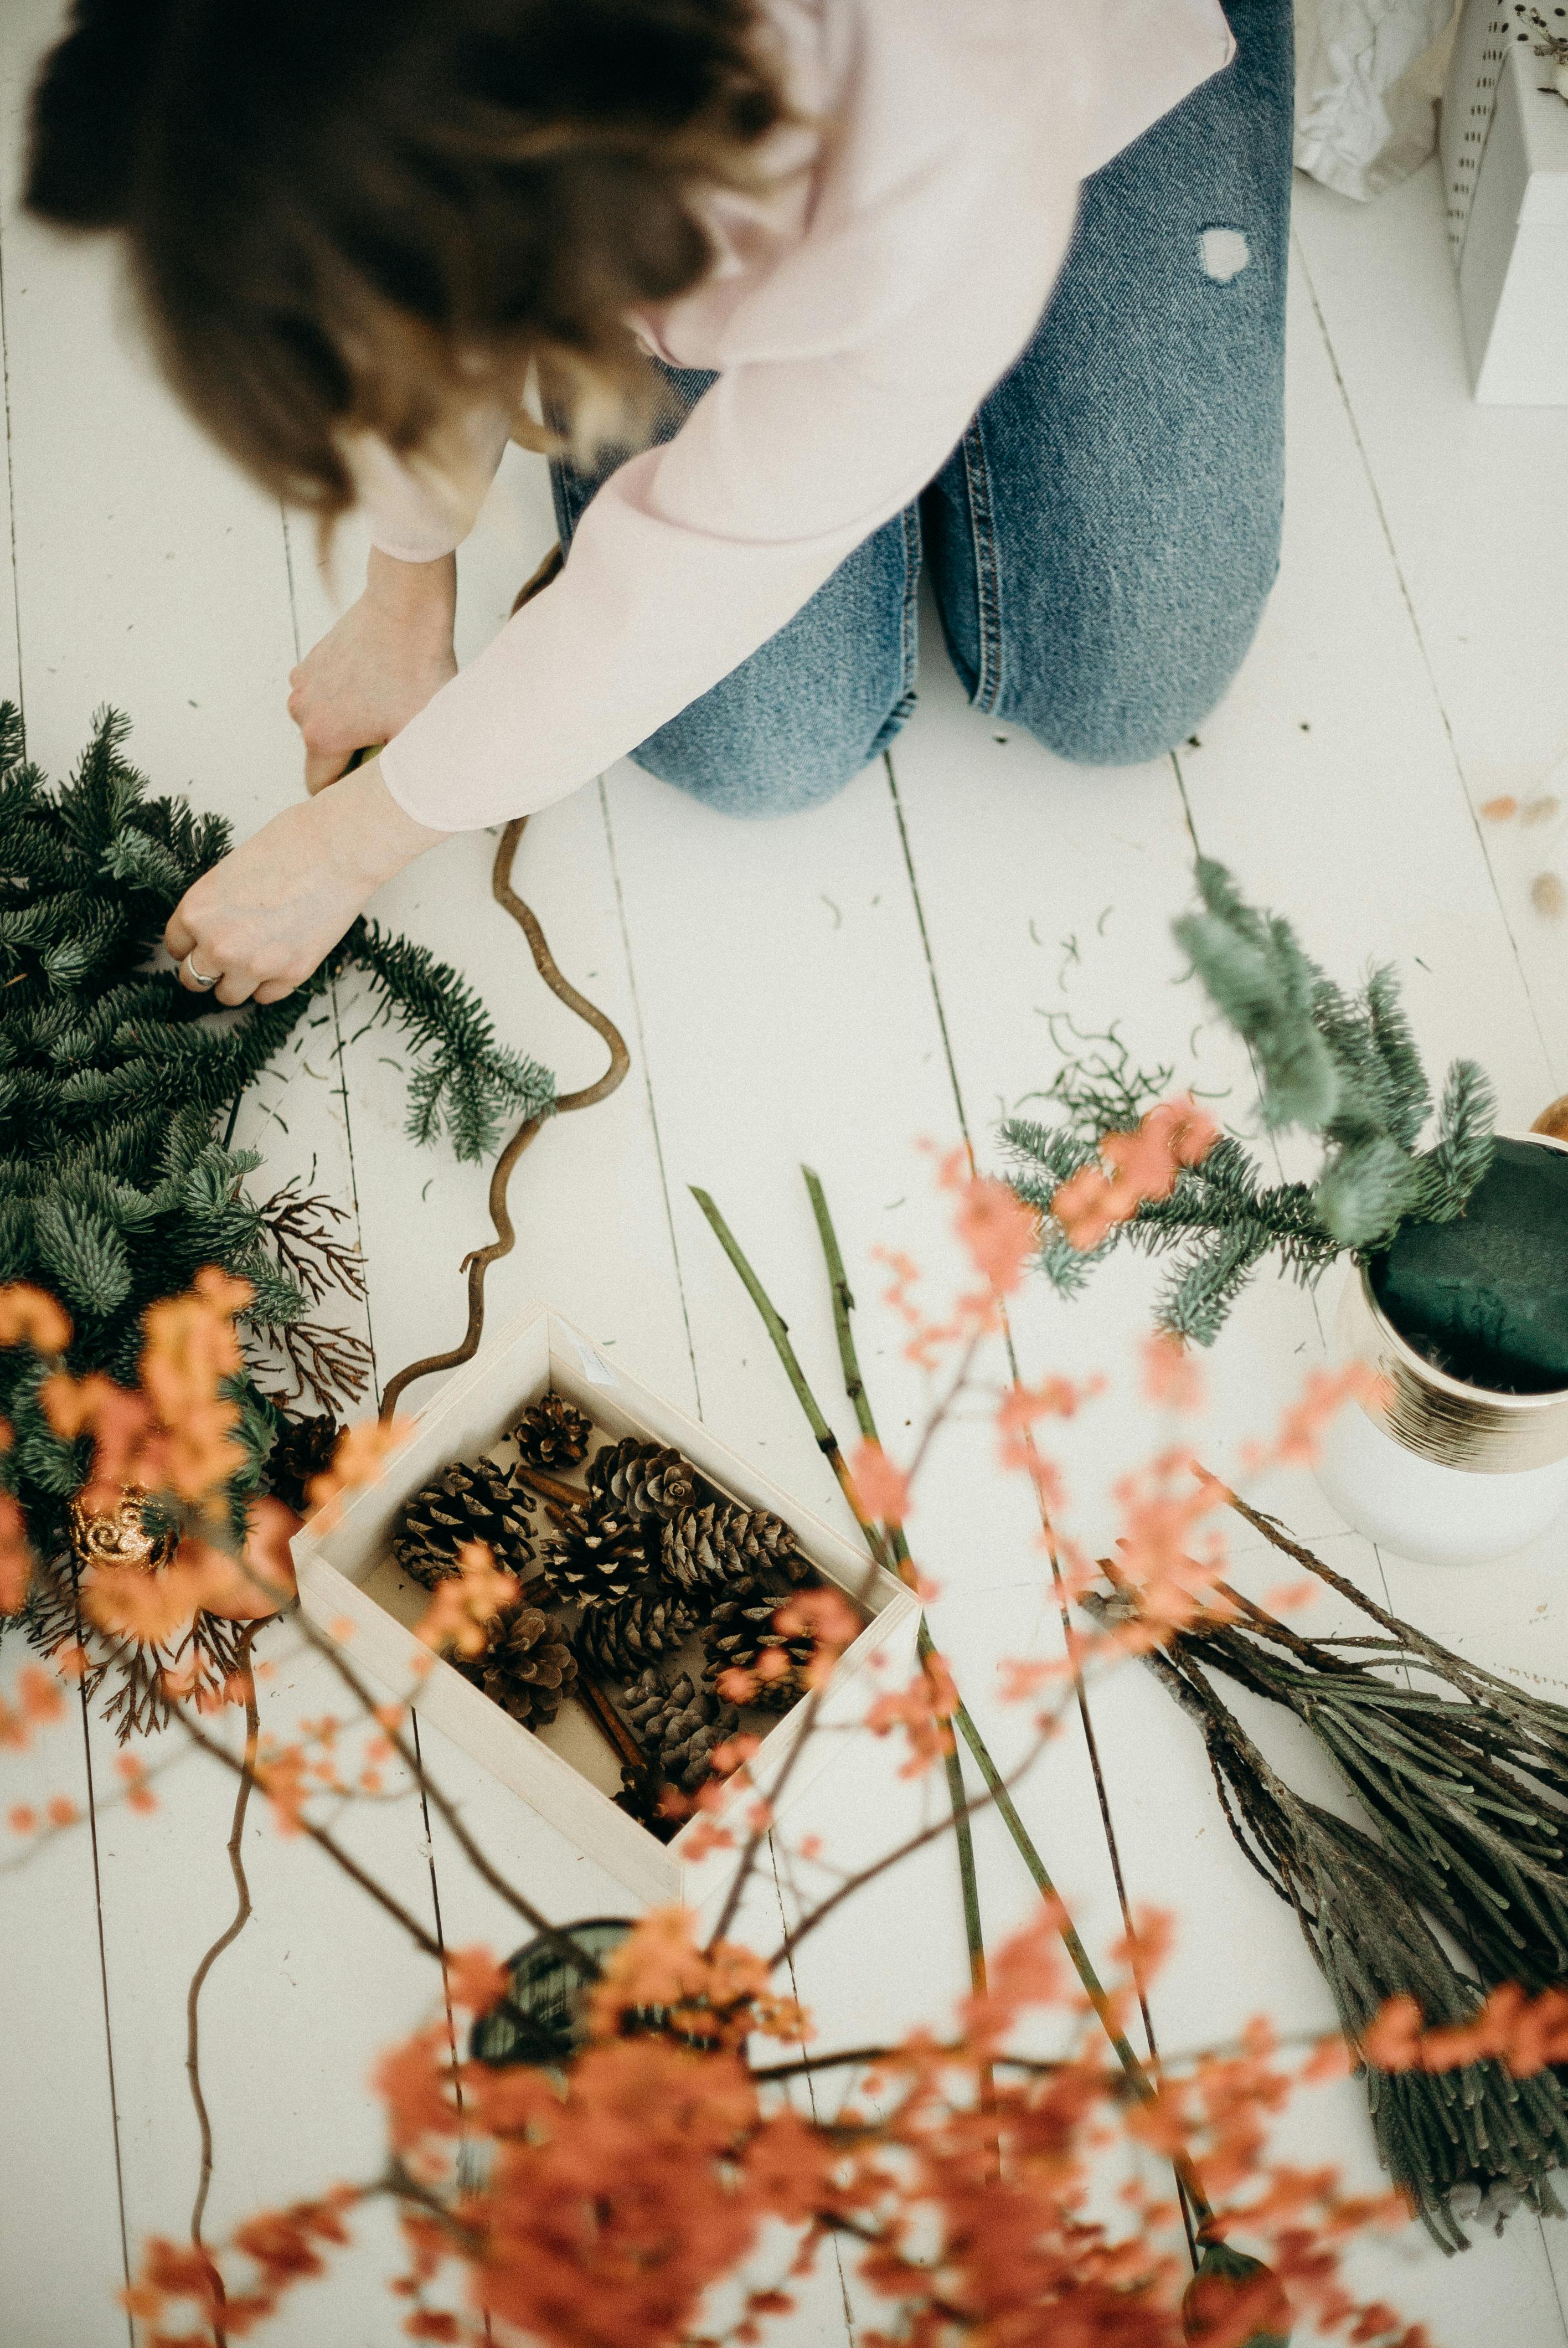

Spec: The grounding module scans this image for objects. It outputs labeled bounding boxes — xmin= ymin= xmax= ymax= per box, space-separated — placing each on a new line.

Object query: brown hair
xmin=25 ymin=0 xmax=786 ymax=515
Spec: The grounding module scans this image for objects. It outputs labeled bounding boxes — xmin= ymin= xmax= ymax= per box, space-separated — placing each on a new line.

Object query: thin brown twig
xmin=166 ymin=1686 xmax=443 ymax=1958
xmin=290 ymin=1610 xmax=601 ymax=1979
xmin=186 ymin=1628 xmax=261 ymax=2344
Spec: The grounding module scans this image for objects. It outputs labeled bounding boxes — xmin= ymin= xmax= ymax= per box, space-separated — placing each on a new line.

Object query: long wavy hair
xmin=26 ymin=0 xmax=786 ymax=516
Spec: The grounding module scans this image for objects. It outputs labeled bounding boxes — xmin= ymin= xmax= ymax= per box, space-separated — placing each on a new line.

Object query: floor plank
xmin=1293 ymin=163 xmax=1568 ymax=1089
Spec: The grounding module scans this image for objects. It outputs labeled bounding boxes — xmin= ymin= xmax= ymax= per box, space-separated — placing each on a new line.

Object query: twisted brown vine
xmin=380 ymin=546 xmax=629 ymax=1420
xmin=186 ymin=1626 xmax=261 ymax=2342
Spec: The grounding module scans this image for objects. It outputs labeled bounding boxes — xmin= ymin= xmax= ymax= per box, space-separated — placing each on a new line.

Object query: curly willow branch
xmin=186 ymin=1625 xmax=261 ymax=2342
xmin=380 ymin=559 xmax=630 ymax=1418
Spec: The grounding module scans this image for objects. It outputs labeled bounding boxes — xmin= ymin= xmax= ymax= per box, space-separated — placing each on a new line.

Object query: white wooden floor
xmin=4 ymin=2 xmax=1568 ymax=2337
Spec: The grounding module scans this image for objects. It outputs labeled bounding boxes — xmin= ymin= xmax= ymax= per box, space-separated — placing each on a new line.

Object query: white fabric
xmin=1294 ymin=0 xmax=1461 ymax=202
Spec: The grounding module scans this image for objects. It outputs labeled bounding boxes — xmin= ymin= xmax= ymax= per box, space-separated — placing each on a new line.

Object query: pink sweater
xmin=367 ymin=0 xmax=1234 ymax=831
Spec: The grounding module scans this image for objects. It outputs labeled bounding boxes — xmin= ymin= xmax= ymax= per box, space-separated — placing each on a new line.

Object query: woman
xmin=25 ymin=0 xmax=1287 ymax=1008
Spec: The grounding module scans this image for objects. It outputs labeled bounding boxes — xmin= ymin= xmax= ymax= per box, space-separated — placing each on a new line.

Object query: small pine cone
xmin=703 ymin=1586 xmax=816 ymax=1712
xmin=266 ymin=1412 xmax=341 ymax=1515
xmin=394 ymin=1455 xmax=538 ymax=1588
xmin=658 ymin=1500 xmax=804 ymax=1595
xmin=586 ymin=1437 xmax=699 ymax=1525
xmin=620 ymin=1668 xmax=741 ymax=1794
xmin=545 ymin=1503 xmax=651 ymax=1607
xmin=575 ymin=1589 xmax=698 ymax=1680
xmin=457 ymin=1603 xmax=578 ymax=1730
xmin=511 ymin=1392 xmax=594 ymax=1471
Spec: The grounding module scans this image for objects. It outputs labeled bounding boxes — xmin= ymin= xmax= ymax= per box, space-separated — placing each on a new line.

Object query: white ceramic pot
xmin=1313 ymin=1132 xmax=1568 ymax=1567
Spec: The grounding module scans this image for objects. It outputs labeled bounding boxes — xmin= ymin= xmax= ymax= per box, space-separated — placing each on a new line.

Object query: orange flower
xmin=1051 ymin=1096 xmax=1219 ymax=1253
xmin=116 ymin=1755 xmax=157 ymax=1816
xmin=0 ymin=1491 xmax=33 ymax=1615
xmin=848 ymin=1439 xmax=910 ymax=1527
xmin=18 ymin=1664 xmax=66 ymax=1728
xmin=939 ymin=1151 xmax=1039 ymax=1295
xmin=866 ymin=1651 xmax=958 ymax=1775
xmin=307 ymin=1416 xmax=413 ymax=1528
xmin=416 ymin=1542 xmax=519 ymax=1659
xmin=444 ymin=1947 xmax=509 ymax=2017
xmin=0 ymin=1283 xmax=72 ymax=1354
xmin=1364 ymin=1983 xmax=1568 ymax=2079
xmin=1142 ymin=1330 xmax=1205 ymax=1412
xmin=80 ymin=1497 xmax=298 ymax=1648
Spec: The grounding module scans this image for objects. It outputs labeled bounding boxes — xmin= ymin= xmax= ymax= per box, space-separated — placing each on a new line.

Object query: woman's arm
xmin=163 ymin=759 xmax=447 ymax=1004
xmin=287 ymin=548 xmax=458 ymax=794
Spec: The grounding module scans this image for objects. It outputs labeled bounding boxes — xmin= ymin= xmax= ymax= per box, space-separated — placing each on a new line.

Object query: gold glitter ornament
xmin=67 ymin=1488 xmax=177 ymax=1574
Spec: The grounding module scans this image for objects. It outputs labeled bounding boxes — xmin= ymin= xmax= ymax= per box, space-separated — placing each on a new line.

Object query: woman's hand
xmin=287 ymin=547 xmax=458 ymax=793
xmin=164 ymin=761 xmax=447 ymax=1005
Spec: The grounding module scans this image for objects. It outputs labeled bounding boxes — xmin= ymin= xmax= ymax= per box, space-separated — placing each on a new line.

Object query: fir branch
xmin=1005 ymin=860 xmax=1499 ymax=1344
xmin=1173 ymin=858 xmax=1339 ymax=1131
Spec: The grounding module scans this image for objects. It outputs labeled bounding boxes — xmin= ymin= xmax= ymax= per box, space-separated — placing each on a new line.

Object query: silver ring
xmin=182 ymin=952 xmax=221 ymax=991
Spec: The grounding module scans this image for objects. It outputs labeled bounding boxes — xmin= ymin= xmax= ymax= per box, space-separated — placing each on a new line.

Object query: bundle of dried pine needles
xmin=1091 ymin=1495 xmax=1568 ymax=2249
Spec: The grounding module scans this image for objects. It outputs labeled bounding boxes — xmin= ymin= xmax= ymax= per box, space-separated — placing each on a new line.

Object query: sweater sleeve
xmin=352 ymin=404 xmax=517 ymax=565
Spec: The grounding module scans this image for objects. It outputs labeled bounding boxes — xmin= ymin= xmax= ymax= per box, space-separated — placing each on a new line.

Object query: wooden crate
xmin=291 ymin=1300 xmax=919 ymax=1911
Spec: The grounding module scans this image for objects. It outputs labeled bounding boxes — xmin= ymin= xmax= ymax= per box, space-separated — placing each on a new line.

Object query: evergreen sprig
xmin=0 ymin=703 xmax=556 ymax=1579
xmin=1003 ymin=861 xmax=1496 ymax=1343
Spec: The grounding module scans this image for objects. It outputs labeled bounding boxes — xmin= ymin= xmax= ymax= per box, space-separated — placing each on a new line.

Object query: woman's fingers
xmin=164 ymin=907 xmax=197 ymax=962
xmin=213 ymin=966 xmax=261 ymax=1007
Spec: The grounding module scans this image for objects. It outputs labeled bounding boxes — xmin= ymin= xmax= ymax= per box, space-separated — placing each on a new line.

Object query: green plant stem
xmin=690 ymin=1187 xmax=895 ymax=1573
xmin=792 ymin=1171 xmax=1216 ymax=2229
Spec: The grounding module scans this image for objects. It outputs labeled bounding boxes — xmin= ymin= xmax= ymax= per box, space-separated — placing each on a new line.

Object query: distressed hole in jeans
xmin=1199 ymin=226 xmax=1250 ymax=284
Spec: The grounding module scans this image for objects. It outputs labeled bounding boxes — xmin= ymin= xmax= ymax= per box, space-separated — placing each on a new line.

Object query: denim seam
xmin=866 ymin=502 xmax=923 ymax=760
xmin=959 ymin=420 xmax=1003 ymax=714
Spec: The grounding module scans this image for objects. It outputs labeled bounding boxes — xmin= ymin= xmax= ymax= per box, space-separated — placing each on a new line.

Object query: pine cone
xmin=658 ymin=1500 xmax=805 ymax=1596
xmin=545 ymin=1503 xmax=651 ymax=1607
xmin=394 ymin=1456 xmax=538 ymax=1588
xmin=575 ymin=1589 xmax=698 ymax=1679
xmin=586 ymin=1437 xmax=699 ymax=1524
xmin=620 ymin=1668 xmax=740 ymax=1794
xmin=457 ymin=1602 xmax=578 ymax=1730
xmin=703 ymin=1585 xmax=816 ymax=1711
xmin=511 ymin=1392 xmax=594 ymax=1472
xmin=266 ymin=1412 xmax=341 ymax=1515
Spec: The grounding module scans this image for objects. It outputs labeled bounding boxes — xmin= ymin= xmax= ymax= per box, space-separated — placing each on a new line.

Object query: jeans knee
xmin=1020 ymin=692 xmax=1206 ymax=769
xmin=1002 ymin=571 xmax=1277 ymax=768
xmin=630 ymin=734 xmax=874 ymax=819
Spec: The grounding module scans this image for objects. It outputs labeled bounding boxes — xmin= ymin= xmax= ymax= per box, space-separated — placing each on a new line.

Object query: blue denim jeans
xmin=551 ymin=0 xmax=1292 ymax=817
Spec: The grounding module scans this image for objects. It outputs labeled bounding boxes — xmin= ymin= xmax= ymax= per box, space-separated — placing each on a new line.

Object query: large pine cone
xmin=457 ymin=1603 xmax=577 ymax=1730
xmin=620 ymin=1668 xmax=739 ymax=1794
xmin=702 ymin=1585 xmax=816 ymax=1711
xmin=575 ymin=1589 xmax=698 ymax=1680
xmin=394 ymin=1456 xmax=538 ymax=1588
xmin=586 ymin=1438 xmax=698 ymax=1525
xmin=658 ymin=1501 xmax=805 ymax=1595
xmin=545 ymin=1503 xmax=650 ymax=1607
xmin=511 ymin=1392 xmax=594 ymax=1471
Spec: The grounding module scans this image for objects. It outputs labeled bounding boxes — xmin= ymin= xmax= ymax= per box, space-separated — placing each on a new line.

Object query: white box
xmin=1441 ymin=5 xmax=1568 ymax=404
xmin=292 ymin=1301 xmax=920 ymax=1912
